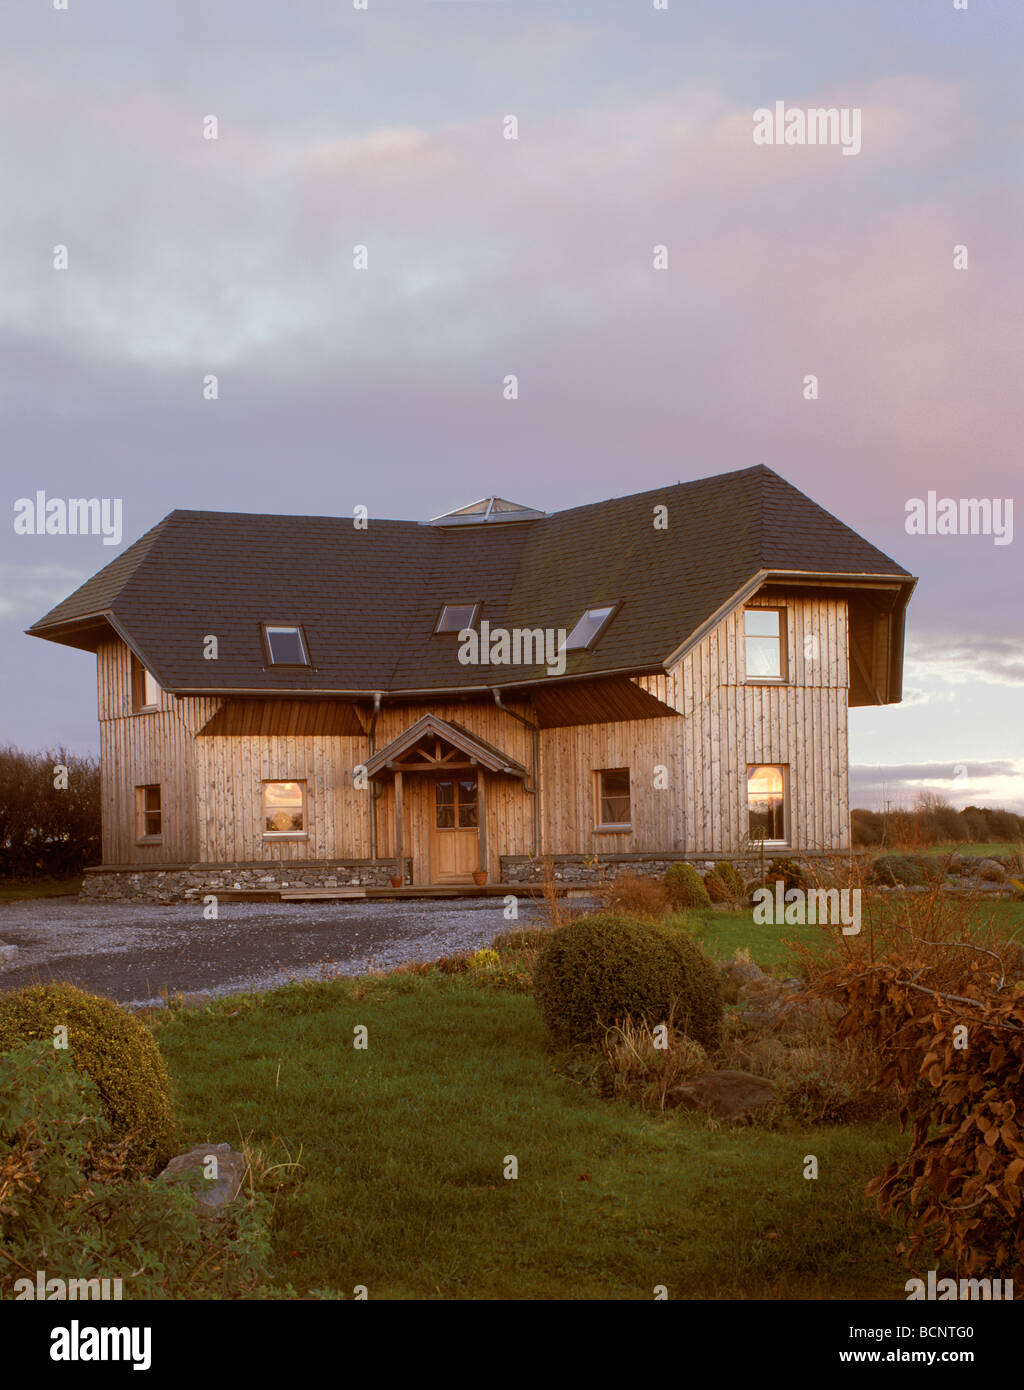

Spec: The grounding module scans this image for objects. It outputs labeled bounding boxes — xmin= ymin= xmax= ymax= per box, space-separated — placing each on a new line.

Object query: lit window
xmin=564 ymin=604 xmax=617 ymax=651
xmin=263 ymin=780 xmax=306 ymax=835
xmin=263 ymin=625 xmax=310 ymax=666
xmin=435 ymin=603 xmax=480 ymax=634
xmin=748 ymin=765 xmax=787 ymax=843
xmin=136 ymin=784 xmax=161 ymax=840
xmin=596 ymin=768 xmax=631 ymax=829
xmin=744 ymin=608 xmax=786 ymax=681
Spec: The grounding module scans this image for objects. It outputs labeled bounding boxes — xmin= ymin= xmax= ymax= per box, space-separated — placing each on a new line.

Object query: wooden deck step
xmin=278 ymin=887 xmax=368 ymax=901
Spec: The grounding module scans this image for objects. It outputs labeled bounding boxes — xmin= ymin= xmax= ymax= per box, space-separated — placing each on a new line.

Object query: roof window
xmin=262 ymin=624 xmax=310 ymax=666
xmin=564 ymin=604 xmax=617 ymax=650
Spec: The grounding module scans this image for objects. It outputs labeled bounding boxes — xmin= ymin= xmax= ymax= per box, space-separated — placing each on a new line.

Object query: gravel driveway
xmin=0 ymin=896 xmax=551 ymax=1008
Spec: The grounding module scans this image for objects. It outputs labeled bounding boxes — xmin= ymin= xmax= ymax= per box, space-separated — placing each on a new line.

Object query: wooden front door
xmin=429 ymin=776 xmax=479 ymax=883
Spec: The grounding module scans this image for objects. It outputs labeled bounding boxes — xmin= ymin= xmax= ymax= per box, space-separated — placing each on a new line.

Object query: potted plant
xmin=472 ymin=864 xmax=488 ymax=887
xmin=390 ymin=870 xmax=403 ymax=888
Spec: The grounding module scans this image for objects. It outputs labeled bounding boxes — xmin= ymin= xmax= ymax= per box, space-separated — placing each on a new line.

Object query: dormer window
xmin=262 ymin=624 xmax=310 ymax=666
xmin=564 ymin=604 xmax=617 ymax=651
xmin=435 ymin=602 xmax=480 ymax=634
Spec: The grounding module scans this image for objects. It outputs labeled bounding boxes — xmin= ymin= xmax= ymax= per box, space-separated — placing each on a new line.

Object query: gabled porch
xmin=364 ymin=713 xmax=530 ymax=886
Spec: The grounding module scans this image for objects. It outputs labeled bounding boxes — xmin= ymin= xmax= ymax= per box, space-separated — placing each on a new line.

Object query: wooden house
xmin=27 ymin=466 xmax=915 ymax=899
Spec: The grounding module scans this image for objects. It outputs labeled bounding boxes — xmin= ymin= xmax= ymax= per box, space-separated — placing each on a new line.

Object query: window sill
xmin=132 ymin=705 xmax=159 ymax=714
xmin=136 ymin=836 xmax=163 ymax=845
xmin=595 ymin=825 xmax=632 ymax=834
xmin=744 ymin=678 xmax=788 ymax=686
xmin=263 ymin=832 xmax=308 ymax=840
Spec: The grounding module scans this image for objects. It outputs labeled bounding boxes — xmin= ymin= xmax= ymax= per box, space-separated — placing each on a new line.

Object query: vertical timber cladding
xmin=627 ymin=593 xmax=849 ymax=855
xmin=372 ymin=700 xmax=534 ymax=885
xmin=538 ymin=716 xmax=684 ymax=855
xmin=711 ymin=592 xmax=849 ymax=853
xmin=190 ymin=695 xmax=532 ymax=877
xmin=194 ymin=727 xmax=371 ymax=863
xmin=97 ymin=595 xmax=849 ymax=867
xmin=96 ymin=637 xmax=219 ymax=864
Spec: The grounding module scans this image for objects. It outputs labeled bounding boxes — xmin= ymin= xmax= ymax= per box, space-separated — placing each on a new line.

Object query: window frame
xmin=746 ymin=763 xmax=789 ymax=847
xmin=135 ymin=784 xmax=162 ymax=843
xmin=434 ymin=600 xmax=482 ymax=635
xmin=743 ymin=606 xmax=788 ymax=684
xmin=261 ymin=623 xmax=312 ymax=668
xmin=563 ymin=600 xmax=621 ymax=652
xmin=130 ymin=654 xmax=160 ymax=712
xmin=261 ymin=779 xmax=308 ymax=839
xmin=594 ymin=766 xmax=632 ymax=833
xmin=433 ymin=776 xmax=478 ymax=830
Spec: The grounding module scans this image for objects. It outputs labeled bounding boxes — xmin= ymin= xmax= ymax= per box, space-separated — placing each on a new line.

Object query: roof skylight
xmin=563 ymin=604 xmax=617 ymax=651
xmin=263 ymin=624 xmax=310 ymax=665
xmin=435 ymin=602 xmax=480 ymax=634
xmin=427 ymin=497 xmax=547 ymax=527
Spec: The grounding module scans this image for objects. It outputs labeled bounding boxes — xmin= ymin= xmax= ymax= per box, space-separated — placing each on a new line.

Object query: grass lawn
xmin=905 ymin=842 xmax=1021 ymax=860
xmin=154 ymin=967 xmax=916 ymax=1300
xmin=680 ymin=899 xmax=1024 ymax=976
xmin=0 ymin=875 xmax=82 ymax=902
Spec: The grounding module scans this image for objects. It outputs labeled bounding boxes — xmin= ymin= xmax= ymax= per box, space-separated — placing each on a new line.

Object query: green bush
xmin=705 ymin=861 xmax=745 ymax=902
xmin=533 ymin=913 xmax=722 ymax=1051
xmin=0 ymin=1039 xmax=271 ymax=1299
xmin=766 ymin=857 xmax=807 ymax=892
xmin=870 ymin=854 xmax=930 ymax=887
xmin=0 ymin=983 xmax=174 ymax=1168
xmin=663 ymin=862 xmax=712 ymax=910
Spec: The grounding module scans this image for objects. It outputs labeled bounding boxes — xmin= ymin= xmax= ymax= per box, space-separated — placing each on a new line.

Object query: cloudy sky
xmin=1 ymin=0 xmax=1020 ymax=811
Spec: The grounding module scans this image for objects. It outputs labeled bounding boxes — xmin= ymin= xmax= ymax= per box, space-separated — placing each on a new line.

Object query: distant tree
xmin=851 ymin=808 xmax=883 ymax=846
xmin=913 ymin=793 xmax=966 ymax=844
xmin=0 ymin=746 xmax=100 ymax=879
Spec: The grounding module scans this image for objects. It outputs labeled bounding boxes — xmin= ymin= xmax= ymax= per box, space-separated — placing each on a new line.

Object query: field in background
xmin=0 ymin=876 xmax=82 ymax=903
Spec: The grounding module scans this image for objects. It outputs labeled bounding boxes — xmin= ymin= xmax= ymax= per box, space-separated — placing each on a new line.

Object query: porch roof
xmin=365 ymin=713 xmax=529 ymax=781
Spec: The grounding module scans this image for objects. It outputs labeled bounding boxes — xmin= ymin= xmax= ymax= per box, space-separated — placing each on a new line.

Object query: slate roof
xmin=27 ymin=464 xmax=914 ymax=695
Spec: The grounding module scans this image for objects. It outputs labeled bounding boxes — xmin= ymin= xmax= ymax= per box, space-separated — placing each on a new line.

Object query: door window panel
xmin=435 ymin=780 xmax=455 ymax=829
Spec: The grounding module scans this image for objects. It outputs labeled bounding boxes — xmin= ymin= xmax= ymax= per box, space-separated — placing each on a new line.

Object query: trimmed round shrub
xmin=533 ymin=913 xmax=722 ymax=1051
xmin=705 ymin=861 xmax=745 ymax=902
xmin=663 ymin=862 xmax=712 ymax=910
xmin=0 ymin=983 xmax=174 ymax=1167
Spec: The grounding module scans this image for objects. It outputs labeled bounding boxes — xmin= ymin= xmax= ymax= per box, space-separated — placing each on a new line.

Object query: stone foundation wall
xmin=81 ymin=859 xmax=415 ymax=904
xmin=498 ymin=852 xmax=832 ymax=884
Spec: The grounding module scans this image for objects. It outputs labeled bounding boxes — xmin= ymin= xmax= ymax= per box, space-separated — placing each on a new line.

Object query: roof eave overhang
xmin=660 ymin=567 xmax=917 ymax=704
xmin=25 ymin=610 xmax=119 ymax=654
xmin=167 ymin=664 xmax=666 ymax=700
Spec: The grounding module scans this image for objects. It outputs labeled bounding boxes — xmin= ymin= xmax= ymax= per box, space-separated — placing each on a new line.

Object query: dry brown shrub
xmin=434 ymin=954 xmax=470 ymax=974
xmin=600 ymin=871 xmax=667 ymax=919
xmin=388 ymin=960 xmax=435 ymax=977
xmin=598 ymin=1009 xmax=708 ymax=1112
xmin=806 ymin=889 xmax=1024 ymax=1286
xmin=528 ymin=859 xmax=593 ymax=930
